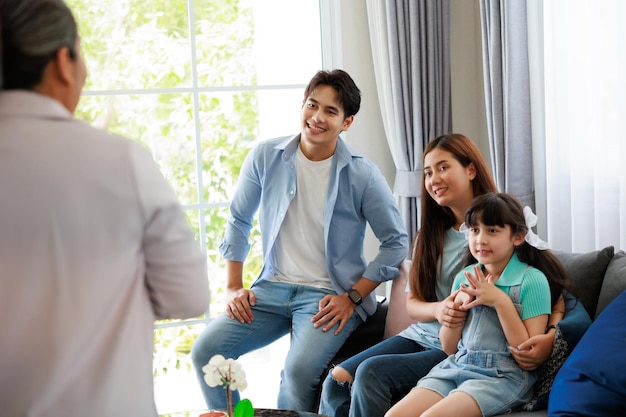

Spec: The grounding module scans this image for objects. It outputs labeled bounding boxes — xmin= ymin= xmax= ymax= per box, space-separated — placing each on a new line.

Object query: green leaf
xmin=233 ymin=398 xmax=253 ymax=417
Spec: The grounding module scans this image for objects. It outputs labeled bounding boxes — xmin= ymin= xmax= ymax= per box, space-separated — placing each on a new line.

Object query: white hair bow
xmin=458 ymin=206 xmax=549 ymax=250
xmin=523 ymin=206 xmax=549 ymax=250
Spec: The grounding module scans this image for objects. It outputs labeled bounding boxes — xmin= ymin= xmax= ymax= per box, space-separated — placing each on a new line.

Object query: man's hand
xmin=509 ymin=332 xmax=555 ymax=370
xmin=311 ymin=294 xmax=356 ymax=335
xmin=225 ymin=287 xmax=256 ymax=324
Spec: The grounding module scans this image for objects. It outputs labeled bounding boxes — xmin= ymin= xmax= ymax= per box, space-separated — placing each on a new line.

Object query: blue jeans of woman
xmin=191 ymin=280 xmax=362 ymax=412
xmin=318 ymin=335 xmax=447 ymax=417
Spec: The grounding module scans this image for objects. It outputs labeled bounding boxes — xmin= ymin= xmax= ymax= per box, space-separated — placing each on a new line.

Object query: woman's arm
xmin=510 ymin=292 xmax=591 ymax=371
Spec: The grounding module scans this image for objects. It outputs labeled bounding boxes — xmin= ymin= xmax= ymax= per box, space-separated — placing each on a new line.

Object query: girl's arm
xmin=440 ymin=290 xmax=468 ymax=354
xmin=440 ymin=321 xmax=464 ymax=354
xmin=494 ymin=294 xmax=547 ymax=348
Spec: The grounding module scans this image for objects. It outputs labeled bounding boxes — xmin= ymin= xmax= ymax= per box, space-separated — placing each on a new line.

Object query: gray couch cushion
xmin=553 ymin=246 xmax=614 ymax=318
xmin=595 ymin=250 xmax=626 ymax=317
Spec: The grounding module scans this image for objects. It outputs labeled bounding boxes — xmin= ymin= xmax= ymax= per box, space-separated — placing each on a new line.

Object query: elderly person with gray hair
xmin=0 ymin=1 xmax=209 ymax=416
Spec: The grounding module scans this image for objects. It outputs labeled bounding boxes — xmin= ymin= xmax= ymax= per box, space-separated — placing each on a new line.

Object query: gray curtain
xmin=480 ymin=0 xmax=535 ymax=209
xmin=367 ymin=0 xmax=452 ymax=244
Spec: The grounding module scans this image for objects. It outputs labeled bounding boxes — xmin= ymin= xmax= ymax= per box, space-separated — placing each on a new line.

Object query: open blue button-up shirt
xmin=219 ymin=134 xmax=409 ymax=319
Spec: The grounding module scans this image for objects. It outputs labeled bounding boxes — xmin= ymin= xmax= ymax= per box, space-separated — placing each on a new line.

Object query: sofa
xmin=320 ymin=245 xmax=626 ymax=416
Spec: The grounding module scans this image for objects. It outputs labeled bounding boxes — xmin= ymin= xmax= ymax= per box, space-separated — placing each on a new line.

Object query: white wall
xmin=449 ymin=0 xmax=490 ymax=158
xmin=331 ymin=0 xmax=488 ymax=265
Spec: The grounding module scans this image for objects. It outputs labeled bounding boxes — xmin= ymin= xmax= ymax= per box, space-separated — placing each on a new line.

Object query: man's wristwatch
xmin=347 ymin=288 xmax=362 ymax=306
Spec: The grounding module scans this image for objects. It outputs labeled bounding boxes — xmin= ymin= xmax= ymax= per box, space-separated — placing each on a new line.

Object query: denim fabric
xmin=191 ymin=280 xmax=363 ymax=412
xmin=318 ymin=335 xmax=446 ymax=417
xmin=419 ymin=306 xmax=535 ymax=415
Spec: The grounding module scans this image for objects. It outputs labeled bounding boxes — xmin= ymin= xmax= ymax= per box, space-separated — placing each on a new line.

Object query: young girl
xmin=385 ymin=192 xmax=570 ymax=417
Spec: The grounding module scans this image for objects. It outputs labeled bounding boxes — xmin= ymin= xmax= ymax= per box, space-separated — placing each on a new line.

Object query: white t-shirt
xmin=268 ymin=146 xmax=334 ymax=290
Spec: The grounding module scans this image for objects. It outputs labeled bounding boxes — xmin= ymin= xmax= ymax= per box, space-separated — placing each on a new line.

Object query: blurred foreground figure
xmin=0 ymin=1 xmax=209 ymax=416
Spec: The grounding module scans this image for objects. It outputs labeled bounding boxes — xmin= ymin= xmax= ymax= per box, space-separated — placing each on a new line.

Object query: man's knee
xmin=190 ymin=329 xmax=219 ymax=370
xmin=190 ymin=338 xmax=207 ymax=369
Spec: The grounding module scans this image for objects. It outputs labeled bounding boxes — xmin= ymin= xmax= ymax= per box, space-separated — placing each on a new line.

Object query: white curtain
xmin=531 ymin=0 xmax=626 ymax=252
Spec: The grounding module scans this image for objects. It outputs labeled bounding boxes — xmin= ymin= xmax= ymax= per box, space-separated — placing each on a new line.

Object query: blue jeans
xmin=191 ymin=280 xmax=362 ymax=412
xmin=318 ymin=335 xmax=447 ymax=417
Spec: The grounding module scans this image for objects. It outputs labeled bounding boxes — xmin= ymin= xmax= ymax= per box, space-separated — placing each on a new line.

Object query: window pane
xmin=193 ymin=0 xmax=256 ymax=87
xmin=194 ymin=0 xmax=322 ymax=87
xmin=76 ymin=94 xmax=199 ymax=205
xmin=198 ymin=91 xmax=258 ymax=204
xmin=252 ymin=1 xmax=322 ymax=85
xmin=69 ymin=0 xmax=193 ymax=90
xmin=199 ymin=88 xmax=303 ymax=205
xmin=257 ymin=88 xmax=304 ymax=139
xmin=205 ymin=206 xmax=262 ymax=318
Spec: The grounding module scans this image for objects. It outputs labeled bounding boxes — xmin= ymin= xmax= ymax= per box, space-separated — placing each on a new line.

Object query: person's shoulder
xmin=456 ymin=263 xmax=477 ymax=279
xmin=451 ymin=264 xmax=474 ymax=288
xmin=256 ymin=134 xmax=297 ymax=149
xmin=337 ymin=141 xmax=381 ymax=175
xmin=520 ymin=266 xmax=550 ymax=290
xmin=336 ymin=137 xmax=365 ymax=160
xmin=68 ymin=118 xmax=137 ymax=150
xmin=243 ymin=134 xmax=296 ymax=164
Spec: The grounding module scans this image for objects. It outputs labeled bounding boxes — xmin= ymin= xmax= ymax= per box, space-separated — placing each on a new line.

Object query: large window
xmin=66 ymin=0 xmax=325 ymax=413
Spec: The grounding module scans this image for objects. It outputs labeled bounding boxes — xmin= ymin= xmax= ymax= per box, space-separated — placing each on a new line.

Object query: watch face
xmin=349 ymin=289 xmax=362 ymax=305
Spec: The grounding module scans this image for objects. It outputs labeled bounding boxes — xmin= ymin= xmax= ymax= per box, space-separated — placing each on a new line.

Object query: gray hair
xmin=1 ymin=0 xmax=78 ymax=90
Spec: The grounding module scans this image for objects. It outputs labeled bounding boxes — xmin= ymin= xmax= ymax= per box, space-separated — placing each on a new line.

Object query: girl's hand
xmin=459 ymin=264 xmax=506 ymax=309
xmin=437 ymin=290 xmax=468 ymax=328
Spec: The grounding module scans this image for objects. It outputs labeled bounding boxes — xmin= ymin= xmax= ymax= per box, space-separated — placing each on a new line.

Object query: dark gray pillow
xmin=595 ymin=250 xmax=626 ymax=318
xmin=553 ymin=246 xmax=614 ymax=318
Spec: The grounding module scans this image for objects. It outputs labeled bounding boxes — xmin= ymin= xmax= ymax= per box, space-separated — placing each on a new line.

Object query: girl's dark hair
xmin=1 ymin=0 xmax=78 ymax=90
xmin=303 ymin=69 xmax=361 ymax=118
xmin=464 ymin=192 xmax=570 ymax=305
xmin=410 ymin=133 xmax=497 ymax=301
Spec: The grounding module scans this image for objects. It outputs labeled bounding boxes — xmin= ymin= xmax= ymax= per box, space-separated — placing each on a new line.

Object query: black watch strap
xmin=347 ymin=288 xmax=362 ymax=306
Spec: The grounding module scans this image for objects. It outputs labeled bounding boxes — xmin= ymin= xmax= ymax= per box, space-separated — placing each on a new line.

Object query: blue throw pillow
xmin=548 ymin=290 xmax=626 ymax=416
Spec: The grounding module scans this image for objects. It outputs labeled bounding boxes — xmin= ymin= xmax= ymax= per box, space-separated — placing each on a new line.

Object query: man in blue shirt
xmin=192 ymin=69 xmax=409 ymax=412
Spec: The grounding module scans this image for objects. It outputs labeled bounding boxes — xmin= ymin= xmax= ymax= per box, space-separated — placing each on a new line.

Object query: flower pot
xmin=198 ymin=411 xmax=228 ymax=417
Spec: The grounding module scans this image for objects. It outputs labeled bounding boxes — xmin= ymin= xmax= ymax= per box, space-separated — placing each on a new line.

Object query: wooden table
xmin=254 ymin=409 xmax=327 ymax=417
xmin=189 ymin=409 xmax=327 ymax=417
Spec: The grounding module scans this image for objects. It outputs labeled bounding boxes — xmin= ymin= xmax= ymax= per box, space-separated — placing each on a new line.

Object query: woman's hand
xmin=509 ymin=332 xmax=555 ymax=370
xmin=436 ymin=290 xmax=467 ymax=328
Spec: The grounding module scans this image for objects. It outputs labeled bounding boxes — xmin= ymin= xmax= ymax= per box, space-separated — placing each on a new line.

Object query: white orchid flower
xmin=202 ymin=354 xmax=247 ymax=391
